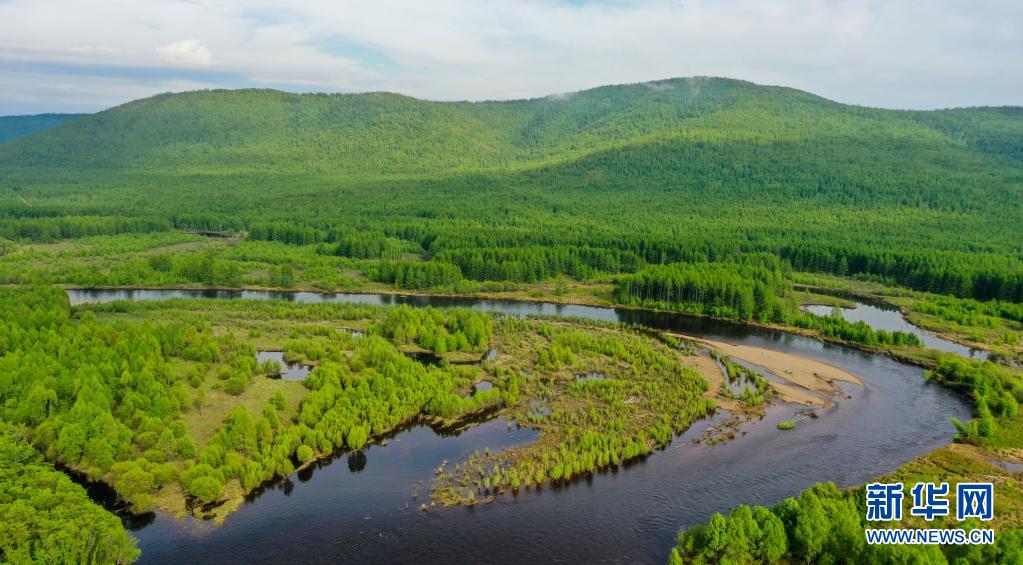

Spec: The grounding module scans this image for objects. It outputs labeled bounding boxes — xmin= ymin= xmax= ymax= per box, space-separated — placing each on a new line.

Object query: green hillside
xmin=0 ymin=113 xmax=88 ymax=144
xmin=1 ymin=77 xmax=1021 ymax=300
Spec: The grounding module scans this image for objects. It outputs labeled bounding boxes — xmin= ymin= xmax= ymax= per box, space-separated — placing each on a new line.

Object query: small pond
xmin=403 ymin=350 xmax=444 ymax=366
xmin=472 ymin=380 xmax=494 ymax=394
xmin=256 ymin=351 xmax=312 ymax=381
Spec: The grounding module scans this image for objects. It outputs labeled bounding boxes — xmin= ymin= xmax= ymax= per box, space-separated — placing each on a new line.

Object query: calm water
xmin=256 ymin=351 xmax=312 ymax=381
xmin=801 ymin=298 xmax=986 ymax=359
xmin=67 ymin=289 xmax=970 ymax=564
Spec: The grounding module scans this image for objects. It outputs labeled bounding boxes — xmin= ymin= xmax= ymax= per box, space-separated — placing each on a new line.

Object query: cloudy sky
xmin=0 ymin=0 xmax=1020 ymax=114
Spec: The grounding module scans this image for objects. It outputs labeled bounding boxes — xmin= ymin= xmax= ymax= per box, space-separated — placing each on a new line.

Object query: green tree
xmin=188 ymin=476 xmax=223 ymax=504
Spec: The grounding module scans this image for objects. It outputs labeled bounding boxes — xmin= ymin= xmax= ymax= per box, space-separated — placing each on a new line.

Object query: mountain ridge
xmin=0 ymin=77 xmax=1020 ymax=269
xmin=3 ymin=77 xmax=1020 ymax=178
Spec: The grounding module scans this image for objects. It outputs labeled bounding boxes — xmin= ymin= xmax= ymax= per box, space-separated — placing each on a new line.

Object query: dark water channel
xmin=66 ymin=289 xmax=970 ymax=564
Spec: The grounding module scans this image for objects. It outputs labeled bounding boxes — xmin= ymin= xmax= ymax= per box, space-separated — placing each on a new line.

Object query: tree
xmin=188 ymin=476 xmax=223 ymax=504
xmin=346 ymin=426 xmax=368 ymax=451
xmin=272 ymin=390 xmax=287 ymax=411
xmin=753 ymin=506 xmax=787 ymax=562
xmin=115 ymin=467 xmax=156 ymax=505
xmin=0 ymin=425 xmax=141 ymax=564
xmin=56 ymin=423 xmax=87 ymax=463
xmin=193 ymin=388 xmax=206 ymax=416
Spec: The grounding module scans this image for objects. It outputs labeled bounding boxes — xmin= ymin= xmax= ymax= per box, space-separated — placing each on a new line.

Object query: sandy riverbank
xmin=673 ymin=334 xmax=863 ymax=403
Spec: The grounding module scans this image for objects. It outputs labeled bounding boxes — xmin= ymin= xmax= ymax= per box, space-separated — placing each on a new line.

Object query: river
xmin=66 ymin=289 xmax=971 ymax=564
xmin=801 ymin=294 xmax=987 ymax=359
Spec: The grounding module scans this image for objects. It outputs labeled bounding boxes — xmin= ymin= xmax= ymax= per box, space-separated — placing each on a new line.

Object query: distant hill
xmin=0 ymin=113 xmax=88 ymax=144
xmin=2 ymin=78 xmax=1019 ymax=183
xmin=2 ymin=77 xmax=1020 ymax=217
xmin=0 ymin=77 xmax=1021 ymax=297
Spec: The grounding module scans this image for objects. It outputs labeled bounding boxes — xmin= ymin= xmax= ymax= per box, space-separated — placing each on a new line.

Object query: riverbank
xmin=793 ymin=276 xmax=1023 ymax=364
xmin=667 ymin=328 xmax=1023 ymax=562
xmin=677 ymin=334 xmax=862 ymax=405
xmin=63 ymin=283 xmax=966 ymax=371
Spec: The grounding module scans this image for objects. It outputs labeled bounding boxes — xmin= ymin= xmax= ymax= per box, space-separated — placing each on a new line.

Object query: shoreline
xmin=679 ymin=333 xmax=862 ymax=405
xmin=794 ymin=282 xmax=1011 ymax=357
xmin=62 ymin=283 xmax=961 ymax=370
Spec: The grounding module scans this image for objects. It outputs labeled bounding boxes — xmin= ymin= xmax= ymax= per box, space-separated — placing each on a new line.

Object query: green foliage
xmin=914 ymin=294 xmax=1023 ymax=326
xmin=346 ymin=425 xmax=368 ymax=451
xmin=614 ymin=259 xmax=925 ymax=349
xmin=676 ymin=503 xmax=788 ymax=563
xmin=296 ymin=444 xmax=314 ymax=463
xmin=439 ymin=319 xmax=715 ymax=499
xmin=0 ymin=424 xmax=139 ymax=564
xmin=719 ymin=357 xmax=773 ymax=407
xmin=187 ymin=476 xmax=223 ymax=504
xmin=925 ymin=354 xmax=1023 ymax=445
xmin=375 ymin=305 xmax=493 ymax=353
xmin=1 ymin=79 xmax=1021 ymax=303
xmin=0 ymin=287 xmax=274 ymax=516
xmin=371 ymin=260 xmax=463 ymax=290
xmin=426 ymin=387 xmax=503 ymax=419
xmin=435 ymin=246 xmax=643 ymax=283
xmin=793 ymin=308 xmax=923 ymax=348
xmin=669 ymin=481 xmax=1023 ymax=564
xmin=614 ymin=257 xmax=789 ymax=322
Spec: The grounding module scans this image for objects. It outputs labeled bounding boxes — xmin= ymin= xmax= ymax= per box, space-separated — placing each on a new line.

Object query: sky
xmin=0 ymin=0 xmax=1021 ymax=114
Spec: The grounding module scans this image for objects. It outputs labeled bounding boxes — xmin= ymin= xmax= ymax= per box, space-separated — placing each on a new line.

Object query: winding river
xmin=67 ymin=289 xmax=971 ymax=564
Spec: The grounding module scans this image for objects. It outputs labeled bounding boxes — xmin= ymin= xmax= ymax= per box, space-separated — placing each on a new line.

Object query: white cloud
xmin=156 ymin=38 xmax=213 ymax=66
xmin=0 ymin=0 xmax=1020 ymax=112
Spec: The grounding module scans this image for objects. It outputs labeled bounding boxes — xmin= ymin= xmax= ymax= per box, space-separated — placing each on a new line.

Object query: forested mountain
xmin=1 ymin=77 xmax=1021 ymax=300
xmin=0 ymin=113 xmax=88 ymax=144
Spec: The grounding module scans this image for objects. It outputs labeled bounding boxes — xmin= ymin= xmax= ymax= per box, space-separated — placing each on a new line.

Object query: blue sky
xmin=0 ymin=0 xmax=1020 ymax=114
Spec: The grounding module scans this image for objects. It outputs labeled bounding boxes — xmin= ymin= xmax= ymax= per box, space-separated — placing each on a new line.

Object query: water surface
xmin=801 ymin=299 xmax=985 ymax=359
xmin=256 ymin=351 xmax=312 ymax=381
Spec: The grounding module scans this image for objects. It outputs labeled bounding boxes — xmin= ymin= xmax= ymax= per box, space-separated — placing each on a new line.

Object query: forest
xmin=0 ymin=422 xmax=139 ymax=564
